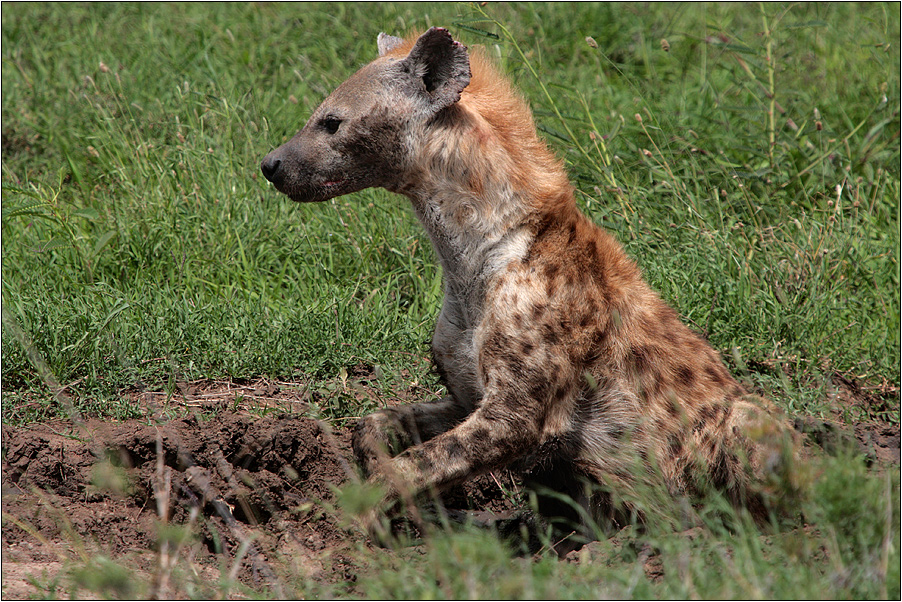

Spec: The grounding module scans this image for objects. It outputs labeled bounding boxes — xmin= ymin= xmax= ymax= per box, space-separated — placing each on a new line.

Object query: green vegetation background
xmin=1 ymin=3 xmax=899 ymax=598
xmin=2 ymin=3 xmax=898 ymax=423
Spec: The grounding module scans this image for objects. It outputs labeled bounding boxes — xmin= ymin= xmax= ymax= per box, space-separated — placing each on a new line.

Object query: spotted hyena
xmin=261 ymin=28 xmax=798 ymax=543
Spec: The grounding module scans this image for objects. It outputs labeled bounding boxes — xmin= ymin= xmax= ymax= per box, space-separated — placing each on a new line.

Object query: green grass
xmin=350 ymin=452 xmax=899 ymax=600
xmin=2 ymin=3 xmax=897 ymax=423
xmin=1 ymin=2 xmax=899 ymax=599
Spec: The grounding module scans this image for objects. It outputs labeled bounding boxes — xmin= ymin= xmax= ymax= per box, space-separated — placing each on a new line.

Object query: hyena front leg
xmin=367 ymin=319 xmax=555 ymax=504
xmin=354 ymin=320 xmax=556 ymax=538
xmin=368 ymin=393 xmax=542 ymax=505
xmin=352 ymin=396 xmax=472 ymax=478
xmin=353 ymin=302 xmax=483 ymax=477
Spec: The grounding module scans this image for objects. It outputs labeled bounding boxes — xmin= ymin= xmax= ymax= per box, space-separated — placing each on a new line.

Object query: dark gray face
xmin=260 ymin=61 xmax=412 ymax=203
xmin=260 ymin=27 xmax=471 ymax=203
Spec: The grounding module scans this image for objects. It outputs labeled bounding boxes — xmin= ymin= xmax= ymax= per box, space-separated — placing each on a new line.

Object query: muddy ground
xmin=2 ymin=376 xmax=899 ymax=599
xmin=1 ymin=378 xmax=525 ymax=599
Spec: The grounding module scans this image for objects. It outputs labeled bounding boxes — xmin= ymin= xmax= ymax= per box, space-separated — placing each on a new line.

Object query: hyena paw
xmin=351 ymin=409 xmax=413 ymax=477
xmin=356 ymin=464 xmax=424 ymax=546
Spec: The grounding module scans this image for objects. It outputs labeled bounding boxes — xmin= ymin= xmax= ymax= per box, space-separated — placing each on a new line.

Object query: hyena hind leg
xmin=352 ymin=396 xmax=471 ymax=477
xmin=721 ymin=396 xmax=806 ymax=519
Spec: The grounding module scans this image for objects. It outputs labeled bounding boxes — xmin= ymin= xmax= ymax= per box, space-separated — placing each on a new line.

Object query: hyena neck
xmin=398 ymin=102 xmax=575 ymax=301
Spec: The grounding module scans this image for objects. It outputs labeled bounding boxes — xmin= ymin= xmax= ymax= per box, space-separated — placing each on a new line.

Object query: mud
xmin=1 ymin=409 xmax=519 ymax=598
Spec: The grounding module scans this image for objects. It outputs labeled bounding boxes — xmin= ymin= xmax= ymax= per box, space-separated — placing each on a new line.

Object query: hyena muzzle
xmin=261 ymin=27 xmax=800 ymax=546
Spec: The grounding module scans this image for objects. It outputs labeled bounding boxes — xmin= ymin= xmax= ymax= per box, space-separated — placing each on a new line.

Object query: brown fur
xmin=261 ymin=28 xmax=799 ymax=545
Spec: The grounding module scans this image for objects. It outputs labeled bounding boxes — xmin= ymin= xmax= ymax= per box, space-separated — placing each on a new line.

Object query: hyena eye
xmin=320 ymin=116 xmax=342 ymax=135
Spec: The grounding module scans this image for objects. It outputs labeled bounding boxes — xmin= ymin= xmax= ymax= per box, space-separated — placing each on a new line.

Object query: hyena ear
xmin=401 ymin=27 xmax=471 ymax=111
xmin=377 ymin=32 xmax=405 ymax=56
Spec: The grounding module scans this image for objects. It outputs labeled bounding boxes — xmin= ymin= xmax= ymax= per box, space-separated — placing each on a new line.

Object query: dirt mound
xmin=856 ymin=422 xmax=902 ymax=464
xmin=1 ymin=413 xmax=517 ymax=598
xmin=2 ymin=387 xmax=898 ymax=598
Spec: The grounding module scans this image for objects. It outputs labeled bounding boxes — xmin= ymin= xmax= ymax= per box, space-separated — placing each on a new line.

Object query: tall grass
xmin=351 ymin=451 xmax=899 ymax=599
xmin=2 ymin=3 xmax=898 ymax=423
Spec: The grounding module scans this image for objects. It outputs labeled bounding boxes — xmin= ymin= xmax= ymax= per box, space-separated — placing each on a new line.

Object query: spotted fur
xmin=261 ymin=28 xmax=799 ymax=543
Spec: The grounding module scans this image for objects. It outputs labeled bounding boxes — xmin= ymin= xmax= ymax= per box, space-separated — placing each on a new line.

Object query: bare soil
xmin=1 ymin=379 xmax=521 ymax=599
xmin=1 ymin=375 xmax=898 ymax=598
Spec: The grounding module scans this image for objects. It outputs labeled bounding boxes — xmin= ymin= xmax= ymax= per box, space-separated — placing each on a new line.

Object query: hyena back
xmin=261 ymin=28 xmax=798 ymax=540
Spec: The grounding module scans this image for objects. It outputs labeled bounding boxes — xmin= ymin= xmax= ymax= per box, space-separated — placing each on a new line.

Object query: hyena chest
xmin=424 ymin=215 xmax=536 ymax=412
xmin=431 ymin=286 xmax=486 ymax=412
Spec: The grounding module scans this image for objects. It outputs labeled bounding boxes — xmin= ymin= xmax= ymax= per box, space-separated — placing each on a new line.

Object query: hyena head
xmin=260 ymin=27 xmax=471 ymax=203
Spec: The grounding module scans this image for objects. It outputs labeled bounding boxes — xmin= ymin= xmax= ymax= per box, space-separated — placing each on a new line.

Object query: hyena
xmin=261 ymin=28 xmax=798 ymax=543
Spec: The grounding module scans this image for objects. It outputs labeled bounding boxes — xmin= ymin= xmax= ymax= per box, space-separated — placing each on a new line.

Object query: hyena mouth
xmin=322 ymin=179 xmax=346 ymax=187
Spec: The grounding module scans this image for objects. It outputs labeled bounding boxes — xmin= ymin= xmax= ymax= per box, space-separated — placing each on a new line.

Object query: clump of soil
xmin=1 ymin=411 xmax=518 ymax=598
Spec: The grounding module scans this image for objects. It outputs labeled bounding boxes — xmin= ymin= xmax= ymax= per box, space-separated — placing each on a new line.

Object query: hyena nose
xmin=260 ymin=154 xmax=282 ymax=184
